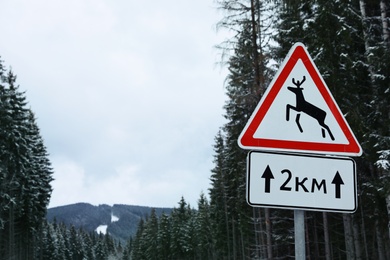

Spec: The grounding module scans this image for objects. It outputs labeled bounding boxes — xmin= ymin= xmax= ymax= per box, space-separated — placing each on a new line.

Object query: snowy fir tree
xmin=0 ymin=60 xmax=53 ymax=259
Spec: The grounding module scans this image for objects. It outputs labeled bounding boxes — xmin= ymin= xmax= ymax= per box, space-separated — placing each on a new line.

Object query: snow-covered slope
xmin=47 ymin=203 xmax=172 ymax=242
xmin=96 ymin=212 xmax=120 ymax=235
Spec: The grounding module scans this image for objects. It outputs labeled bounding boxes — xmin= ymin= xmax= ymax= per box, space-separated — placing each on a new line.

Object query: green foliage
xmin=129 ymin=196 xmax=215 ymax=260
xmin=130 ymin=0 xmax=390 ymax=258
xmin=47 ymin=203 xmax=172 ymax=244
xmin=0 ymin=59 xmax=53 ymax=259
xmin=38 ymin=220 xmax=122 ymax=260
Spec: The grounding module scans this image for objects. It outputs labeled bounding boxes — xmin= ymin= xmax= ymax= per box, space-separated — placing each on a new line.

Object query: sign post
xmin=295 ymin=210 xmax=305 ymax=259
xmin=237 ymin=42 xmax=362 ymax=258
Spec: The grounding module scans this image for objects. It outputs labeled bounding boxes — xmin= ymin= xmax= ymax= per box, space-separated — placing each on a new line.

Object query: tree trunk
xmin=240 ymin=228 xmax=245 ymax=260
xmin=8 ymin=204 xmax=15 ymax=260
xmin=259 ymin=208 xmax=266 ymax=258
xmin=311 ymin=213 xmax=320 ymax=259
xmin=360 ymin=205 xmax=369 ymax=259
xmin=380 ymin=0 xmax=389 ymax=46
xmin=265 ymin=208 xmax=273 ymax=260
xmin=253 ymin=208 xmax=266 ymax=258
xmin=252 ymin=208 xmax=260 ymax=258
xmin=352 ymin=215 xmax=362 ymax=260
xmin=250 ymin=0 xmax=261 ymax=97
xmin=375 ymin=218 xmax=386 ymax=260
xmin=323 ymin=212 xmax=331 ymax=260
xmin=305 ymin=214 xmax=311 ymax=260
xmin=232 ymin=216 xmax=236 ymax=260
xmin=223 ymin=193 xmax=231 ymax=258
xmin=255 ymin=0 xmax=266 ymax=96
xmin=343 ymin=214 xmax=355 ymax=260
xmin=359 ymin=0 xmax=369 ymax=51
xmin=386 ymin=195 xmax=390 ymax=241
xmin=359 ymin=0 xmax=376 ymax=85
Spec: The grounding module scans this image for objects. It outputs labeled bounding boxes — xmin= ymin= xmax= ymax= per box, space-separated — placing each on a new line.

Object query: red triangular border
xmin=238 ymin=43 xmax=362 ymax=156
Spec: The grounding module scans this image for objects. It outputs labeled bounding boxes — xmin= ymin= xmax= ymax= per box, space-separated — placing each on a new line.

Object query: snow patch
xmin=96 ymin=225 xmax=108 ymax=235
xmin=376 ymin=159 xmax=390 ymax=170
xmin=95 ymin=213 xmax=119 ymax=235
xmin=111 ymin=213 xmax=119 ymax=223
xmin=376 ymin=150 xmax=390 ymax=170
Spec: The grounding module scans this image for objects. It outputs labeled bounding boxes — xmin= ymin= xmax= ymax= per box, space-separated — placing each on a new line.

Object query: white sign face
xmin=247 ymin=151 xmax=357 ymax=213
xmin=253 ymin=59 xmax=348 ymax=144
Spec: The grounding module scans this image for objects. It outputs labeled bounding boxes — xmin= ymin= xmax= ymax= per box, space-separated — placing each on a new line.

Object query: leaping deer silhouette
xmin=286 ymin=76 xmax=335 ymax=141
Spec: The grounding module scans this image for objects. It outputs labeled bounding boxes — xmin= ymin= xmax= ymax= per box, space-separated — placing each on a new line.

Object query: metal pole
xmin=294 ymin=210 xmax=306 ymax=259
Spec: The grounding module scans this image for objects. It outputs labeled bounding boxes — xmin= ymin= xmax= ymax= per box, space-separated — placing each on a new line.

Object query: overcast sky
xmin=0 ymin=0 xmax=229 ymax=209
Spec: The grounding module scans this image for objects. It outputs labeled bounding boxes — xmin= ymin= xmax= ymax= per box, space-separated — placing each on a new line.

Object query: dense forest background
xmin=129 ymin=0 xmax=390 ymax=259
xmin=1 ymin=0 xmax=389 ymax=259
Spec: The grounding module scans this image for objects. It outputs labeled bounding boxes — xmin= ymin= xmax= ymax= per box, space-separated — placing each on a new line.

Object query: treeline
xmin=128 ymin=197 xmax=351 ymax=259
xmin=0 ymin=58 xmax=126 ymax=260
xmin=0 ymin=60 xmax=53 ymax=259
xmin=130 ymin=0 xmax=390 ymax=259
xmin=39 ymin=220 xmax=121 ymax=260
xmin=41 ymin=197 xmax=211 ymax=260
xmin=126 ymin=195 xmax=213 ymax=260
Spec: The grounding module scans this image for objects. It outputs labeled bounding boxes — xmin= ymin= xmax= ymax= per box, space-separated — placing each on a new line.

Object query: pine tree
xmin=95 ymin=233 xmax=108 ymax=260
xmin=196 ymin=192 xmax=214 ymax=259
xmin=144 ymin=208 xmax=159 ymax=260
xmin=156 ymin=213 xmax=171 ymax=259
xmin=122 ymin=238 xmax=132 ymax=260
xmin=210 ymin=0 xmax=277 ymax=257
xmin=169 ymin=197 xmax=192 ymax=259
xmin=81 ymin=230 xmax=95 ymax=260
xmin=40 ymin=222 xmax=58 ymax=260
xmin=209 ymin=131 xmax=231 ymax=258
xmin=0 ymin=62 xmax=53 ymax=259
xmin=130 ymin=218 xmax=145 ymax=260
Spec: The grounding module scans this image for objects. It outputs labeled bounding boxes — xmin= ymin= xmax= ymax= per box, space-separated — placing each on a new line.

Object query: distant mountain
xmin=46 ymin=203 xmax=172 ymax=243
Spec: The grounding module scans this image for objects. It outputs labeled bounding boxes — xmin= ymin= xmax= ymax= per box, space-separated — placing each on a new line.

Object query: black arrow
xmin=331 ymin=171 xmax=344 ymax=199
xmin=261 ymin=165 xmax=274 ymax=193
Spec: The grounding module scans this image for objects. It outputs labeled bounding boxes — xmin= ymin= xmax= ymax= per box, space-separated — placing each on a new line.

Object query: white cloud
xmin=50 ymin=160 xmax=210 ymax=208
xmin=49 ymin=158 xmax=88 ymax=207
xmin=0 ymin=0 xmax=228 ymax=209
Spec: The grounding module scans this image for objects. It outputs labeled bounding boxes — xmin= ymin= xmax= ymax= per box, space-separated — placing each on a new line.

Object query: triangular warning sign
xmin=238 ymin=43 xmax=362 ymax=156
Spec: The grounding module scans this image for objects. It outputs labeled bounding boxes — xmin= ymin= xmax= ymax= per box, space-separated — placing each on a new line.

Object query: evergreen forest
xmin=0 ymin=61 xmax=53 ymax=258
xmin=128 ymin=0 xmax=390 ymax=259
xmin=1 ymin=0 xmax=389 ymax=259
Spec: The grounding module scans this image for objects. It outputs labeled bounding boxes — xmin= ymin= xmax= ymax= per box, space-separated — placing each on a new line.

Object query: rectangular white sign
xmin=247 ymin=151 xmax=357 ymax=213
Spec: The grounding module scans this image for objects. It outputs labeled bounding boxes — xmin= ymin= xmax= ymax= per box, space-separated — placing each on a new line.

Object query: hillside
xmin=46 ymin=203 xmax=172 ymax=243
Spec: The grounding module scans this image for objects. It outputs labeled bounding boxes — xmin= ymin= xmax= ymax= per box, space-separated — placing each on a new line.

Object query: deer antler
xmin=292 ymin=76 xmax=306 ymax=88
